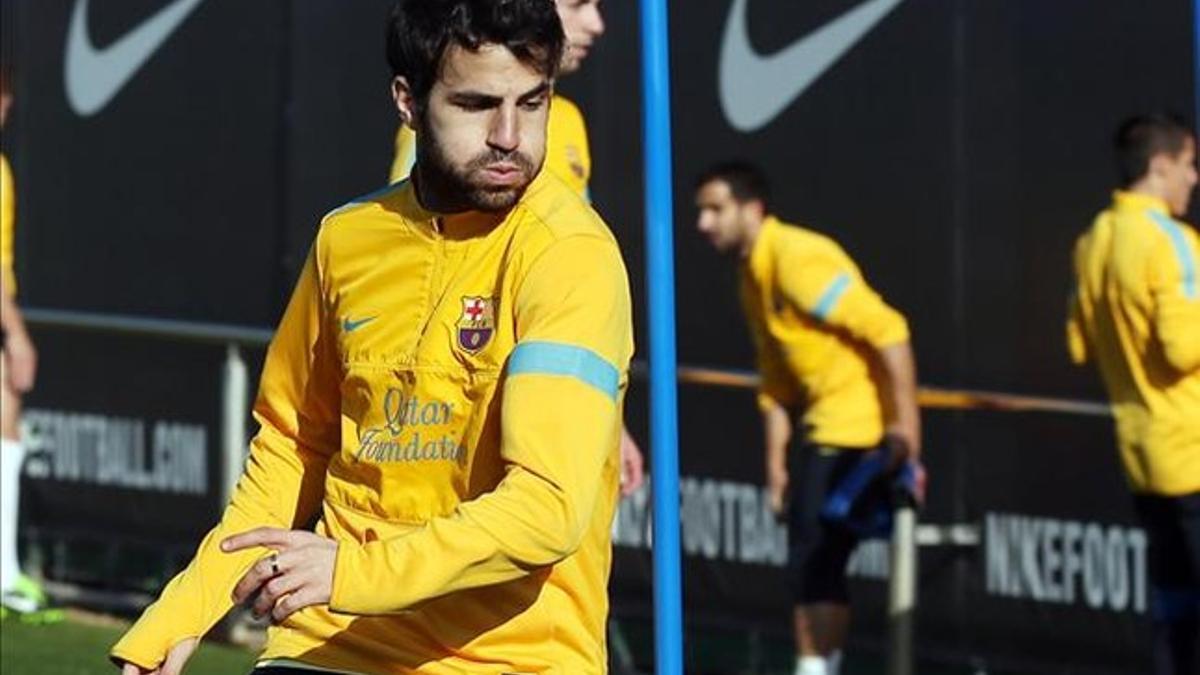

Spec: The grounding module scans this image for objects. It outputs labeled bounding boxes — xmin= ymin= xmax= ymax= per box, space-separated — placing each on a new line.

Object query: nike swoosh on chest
xmin=334 ymin=239 xmax=513 ymax=366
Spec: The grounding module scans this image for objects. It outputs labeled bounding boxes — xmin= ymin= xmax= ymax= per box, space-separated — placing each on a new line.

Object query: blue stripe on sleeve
xmin=507 ymin=341 xmax=620 ymax=401
xmin=813 ymin=273 xmax=852 ymax=320
xmin=1149 ymin=211 xmax=1198 ymax=299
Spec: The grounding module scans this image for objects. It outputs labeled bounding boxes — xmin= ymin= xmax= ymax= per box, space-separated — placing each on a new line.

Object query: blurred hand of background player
xmin=767 ymin=463 xmax=788 ymax=516
xmin=223 ymin=528 xmax=338 ymax=623
xmin=885 ymin=430 xmax=927 ymax=506
xmin=884 ymin=428 xmax=919 ymax=466
xmin=118 ymin=637 xmax=196 ymax=675
xmin=619 ymin=427 xmax=645 ymax=496
xmin=3 ymin=327 xmax=36 ymax=393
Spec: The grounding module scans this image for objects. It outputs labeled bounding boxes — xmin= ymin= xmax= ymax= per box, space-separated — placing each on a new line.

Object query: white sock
xmin=828 ymin=650 xmax=844 ymax=675
xmin=0 ymin=439 xmax=26 ymax=592
xmin=794 ymin=655 xmax=828 ymax=675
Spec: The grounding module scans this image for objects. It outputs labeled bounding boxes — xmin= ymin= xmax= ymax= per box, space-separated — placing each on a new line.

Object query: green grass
xmin=4 ymin=613 xmax=991 ymax=675
xmin=0 ymin=615 xmax=257 ymax=675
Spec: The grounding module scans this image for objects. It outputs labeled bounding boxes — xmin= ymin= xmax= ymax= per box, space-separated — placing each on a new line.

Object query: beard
xmin=415 ymin=127 xmax=542 ymax=213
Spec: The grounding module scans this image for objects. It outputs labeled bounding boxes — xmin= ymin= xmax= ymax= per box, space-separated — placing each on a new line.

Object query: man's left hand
xmin=619 ymin=426 xmax=645 ymax=497
xmin=884 ymin=426 xmax=920 ymax=467
xmin=222 ymin=528 xmax=338 ymax=623
xmin=4 ymin=330 xmax=37 ymax=393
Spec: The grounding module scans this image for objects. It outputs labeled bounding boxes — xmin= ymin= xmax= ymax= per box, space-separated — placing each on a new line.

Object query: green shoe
xmin=2 ymin=574 xmax=52 ymax=615
xmin=13 ymin=574 xmax=48 ymax=605
xmin=1 ymin=587 xmax=39 ymax=614
xmin=18 ymin=607 xmax=66 ymax=625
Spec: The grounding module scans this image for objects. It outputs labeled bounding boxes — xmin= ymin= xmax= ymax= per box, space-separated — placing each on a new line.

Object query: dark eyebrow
xmin=517 ymin=81 xmax=551 ymax=104
xmin=446 ymin=91 xmax=503 ymax=108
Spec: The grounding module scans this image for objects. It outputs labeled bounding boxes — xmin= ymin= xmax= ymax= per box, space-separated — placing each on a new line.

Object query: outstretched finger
xmin=221 ymin=527 xmax=295 ymax=553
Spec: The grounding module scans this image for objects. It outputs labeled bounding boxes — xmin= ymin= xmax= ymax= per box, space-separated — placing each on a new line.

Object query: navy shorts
xmin=786 ymin=444 xmax=890 ymax=605
xmin=1134 ymin=493 xmax=1200 ymax=621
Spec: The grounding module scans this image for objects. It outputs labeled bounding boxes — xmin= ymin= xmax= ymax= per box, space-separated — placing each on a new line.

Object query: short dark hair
xmin=1114 ymin=113 xmax=1194 ymax=187
xmin=695 ymin=161 xmax=771 ymax=209
xmin=386 ymin=0 xmax=564 ymax=107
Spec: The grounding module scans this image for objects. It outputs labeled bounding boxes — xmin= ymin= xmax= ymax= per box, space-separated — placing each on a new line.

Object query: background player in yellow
xmin=1067 ymin=114 xmax=1199 ymax=675
xmin=390 ymin=0 xmax=647 ymax=498
xmin=693 ymin=162 xmax=921 ymax=675
xmin=112 ymin=1 xmax=632 ymax=672
xmin=0 ymin=59 xmax=52 ymax=620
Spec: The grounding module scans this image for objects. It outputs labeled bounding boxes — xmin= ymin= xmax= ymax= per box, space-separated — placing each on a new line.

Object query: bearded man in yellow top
xmin=391 ymin=0 xmax=647 ymax=497
xmin=112 ymin=1 xmax=633 ymax=673
xmin=694 ymin=162 xmax=921 ymax=675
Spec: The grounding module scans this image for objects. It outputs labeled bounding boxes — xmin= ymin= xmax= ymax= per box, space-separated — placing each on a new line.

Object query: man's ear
xmin=746 ymin=198 xmax=766 ymax=222
xmin=1147 ymin=151 xmax=1173 ymax=182
xmin=392 ymin=76 xmax=417 ymax=129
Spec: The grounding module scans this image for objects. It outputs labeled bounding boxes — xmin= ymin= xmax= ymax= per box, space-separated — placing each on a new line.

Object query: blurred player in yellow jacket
xmin=1067 ymin=114 xmax=1199 ymax=675
xmin=0 ymin=59 xmax=52 ymax=621
xmin=694 ymin=162 xmax=921 ymax=675
xmin=390 ymin=0 xmax=647 ymax=499
xmin=112 ymin=1 xmax=632 ymax=673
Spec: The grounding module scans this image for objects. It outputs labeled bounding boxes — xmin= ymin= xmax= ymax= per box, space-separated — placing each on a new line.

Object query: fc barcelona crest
xmin=457 ymin=296 xmax=496 ymax=354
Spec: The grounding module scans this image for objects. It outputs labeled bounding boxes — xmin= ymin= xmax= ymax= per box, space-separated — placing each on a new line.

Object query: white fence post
xmin=220 ymin=343 xmax=249 ymax=506
xmin=888 ymin=505 xmax=918 ymax=675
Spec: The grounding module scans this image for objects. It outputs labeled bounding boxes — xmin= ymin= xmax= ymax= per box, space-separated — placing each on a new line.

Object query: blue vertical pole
xmin=1194 ymin=0 xmax=1200 ymax=130
xmin=639 ymin=0 xmax=684 ymax=673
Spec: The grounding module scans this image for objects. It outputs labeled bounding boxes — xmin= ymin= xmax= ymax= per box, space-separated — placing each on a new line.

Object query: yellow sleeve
xmin=776 ymin=249 xmax=910 ymax=348
xmin=1148 ymin=219 xmax=1200 ymax=372
xmin=330 ymin=235 xmax=632 ymax=614
xmin=1066 ymin=289 xmax=1089 ymax=365
xmin=1066 ymin=238 xmax=1091 ymax=365
xmin=388 ymin=125 xmax=417 ymax=184
xmin=1 ymin=154 xmax=15 ymax=293
xmin=545 ymin=97 xmax=591 ymax=198
xmin=110 ymin=247 xmax=341 ymax=669
xmin=754 ymin=341 xmax=799 ymax=412
xmin=740 ymin=289 xmax=798 ymax=411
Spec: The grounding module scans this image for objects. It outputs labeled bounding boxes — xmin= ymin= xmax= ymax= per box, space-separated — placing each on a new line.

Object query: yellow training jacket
xmin=390 ymin=95 xmax=592 ymax=198
xmin=1 ymin=153 xmax=15 ymax=293
xmin=742 ymin=216 xmax=910 ymax=449
xmin=111 ymin=169 xmax=634 ymax=674
xmin=1067 ymin=190 xmax=1200 ymax=496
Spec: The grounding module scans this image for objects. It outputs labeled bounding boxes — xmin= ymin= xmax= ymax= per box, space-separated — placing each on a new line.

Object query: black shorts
xmin=1134 ymin=493 xmax=1200 ymax=621
xmin=786 ymin=443 xmax=890 ymax=605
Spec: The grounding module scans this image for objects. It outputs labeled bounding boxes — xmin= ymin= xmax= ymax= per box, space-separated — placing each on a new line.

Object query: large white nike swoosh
xmin=64 ymin=0 xmax=206 ymax=117
xmin=718 ymin=0 xmax=905 ymax=132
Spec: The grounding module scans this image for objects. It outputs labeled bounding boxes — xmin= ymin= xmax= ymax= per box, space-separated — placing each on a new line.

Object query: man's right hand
xmin=884 ymin=428 xmax=919 ymax=467
xmin=3 ymin=329 xmax=36 ymax=393
xmin=767 ymin=463 xmax=789 ymax=516
xmin=118 ymin=638 xmax=196 ymax=675
xmin=760 ymin=401 xmax=793 ymax=517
